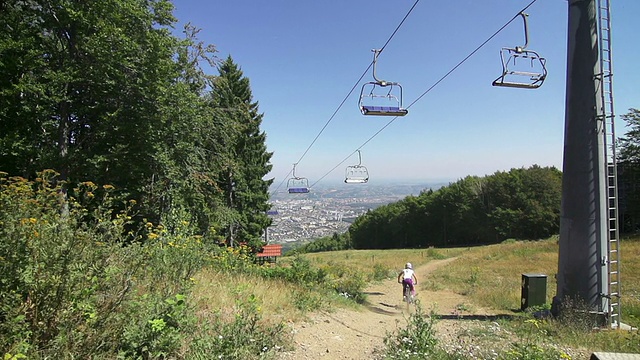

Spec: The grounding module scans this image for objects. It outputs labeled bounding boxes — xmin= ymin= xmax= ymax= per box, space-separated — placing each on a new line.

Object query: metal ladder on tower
xmin=596 ymin=0 xmax=621 ymax=329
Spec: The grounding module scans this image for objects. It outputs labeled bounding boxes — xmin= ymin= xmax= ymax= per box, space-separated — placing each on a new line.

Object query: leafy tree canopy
xmin=349 ymin=165 xmax=562 ymax=249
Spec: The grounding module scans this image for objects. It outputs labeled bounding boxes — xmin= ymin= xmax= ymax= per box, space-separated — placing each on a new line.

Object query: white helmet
xmin=405 ymin=262 xmax=412 ymax=269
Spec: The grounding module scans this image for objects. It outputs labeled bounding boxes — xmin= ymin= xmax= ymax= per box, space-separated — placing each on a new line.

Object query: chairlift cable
xmin=378 ymin=0 xmax=421 ymax=53
xmin=273 ymin=0 xmax=422 ymax=193
xmin=310 ymin=0 xmax=540 ymax=187
xmin=270 ymin=168 xmax=293 ymax=197
xmin=294 ymin=66 xmax=371 ymax=166
xmin=293 ymin=0 xmax=421 ymax=167
xmin=408 ymin=0 xmax=539 ymax=108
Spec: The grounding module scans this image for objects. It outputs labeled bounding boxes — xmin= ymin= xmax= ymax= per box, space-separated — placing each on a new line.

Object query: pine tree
xmin=617 ymin=108 xmax=640 ymax=232
xmin=211 ymin=56 xmax=273 ymax=248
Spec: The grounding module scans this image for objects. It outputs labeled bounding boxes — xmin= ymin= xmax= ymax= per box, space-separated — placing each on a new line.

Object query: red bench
xmin=256 ymin=244 xmax=282 ymax=264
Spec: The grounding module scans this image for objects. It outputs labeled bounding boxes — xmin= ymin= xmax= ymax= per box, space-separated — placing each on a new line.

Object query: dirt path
xmin=277 ymin=258 xmax=503 ymax=360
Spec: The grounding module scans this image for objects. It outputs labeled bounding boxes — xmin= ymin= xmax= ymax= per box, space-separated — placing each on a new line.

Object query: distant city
xmin=265 ymin=181 xmax=448 ymax=244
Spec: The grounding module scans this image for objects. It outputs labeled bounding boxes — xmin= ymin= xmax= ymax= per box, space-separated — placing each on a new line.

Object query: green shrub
xmin=331 ymin=270 xmax=367 ymax=303
xmin=187 ymin=287 xmax=288 ymax=359
xmin=292 ymin=290 xmax=325 ymax=312
xmin=0 ymin=173 xmax=148 ymax=357
xmin=257 ymin=256 xmax=327 ymax=287
xmin=0 ymin=173 xmax=217 ymax=358
xmin=383 ymin=303 xmax=442 ymax=359
xmin=371 ymin=263 xmax=393 ymax=281
xmin=119 ymin=293 xmax=194 ymax=359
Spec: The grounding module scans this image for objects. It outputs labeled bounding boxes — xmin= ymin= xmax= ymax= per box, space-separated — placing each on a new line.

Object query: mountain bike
xmin=402 ymin=281 xmax=414 ymax=310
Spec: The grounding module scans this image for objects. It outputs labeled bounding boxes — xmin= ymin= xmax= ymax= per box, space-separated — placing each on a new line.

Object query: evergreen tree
xmin=211 ymin=56 xmax=273 ymax=247
xmin=618 ymin=108 xmax=640 ymax=163
xmin=617 ymin=108 xmax=640 ymax=232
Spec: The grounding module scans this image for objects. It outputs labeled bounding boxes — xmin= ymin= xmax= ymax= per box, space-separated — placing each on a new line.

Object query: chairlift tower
xmin=554 ymin=0 xmax=620 ymax=328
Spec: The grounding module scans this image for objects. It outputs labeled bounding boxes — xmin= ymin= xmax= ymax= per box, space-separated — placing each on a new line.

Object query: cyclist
xmin=397 ymin=262 xmax=418 ymax=300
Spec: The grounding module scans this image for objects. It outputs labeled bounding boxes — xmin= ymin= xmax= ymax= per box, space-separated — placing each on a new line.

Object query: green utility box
xmin=521 ymin=273 xmax=547 ymax=311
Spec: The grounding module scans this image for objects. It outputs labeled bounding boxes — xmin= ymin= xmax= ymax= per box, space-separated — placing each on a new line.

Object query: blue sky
xmin=171 ymin=0 xmax=640 ymax=188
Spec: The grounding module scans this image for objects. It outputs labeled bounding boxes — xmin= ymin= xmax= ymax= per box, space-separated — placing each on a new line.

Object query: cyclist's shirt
xmin=401 ymin=268 xmax=415 ymax=295
xmin=401 ymin=268 xmax=414 ymax=280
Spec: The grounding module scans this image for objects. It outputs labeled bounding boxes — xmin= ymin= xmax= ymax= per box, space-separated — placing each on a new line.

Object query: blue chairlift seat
xmin=287 ymin=177 xmax=310 ymax=194
xmin=359 ymin=49 xmax=408 ymax=116
xmin=361 ymin=105 xmax=408 ymax=116
xmin=359 ymin=81 xmax=408 ymax=117
xmin=288 ymin=187 xmax=309 ymax=194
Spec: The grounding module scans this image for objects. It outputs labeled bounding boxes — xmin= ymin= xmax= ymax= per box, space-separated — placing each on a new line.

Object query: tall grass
xmin=425 ymin=235 xmax=640 ymax=330
xmin=0 ymin=173 xmax=295 ymax=359
xmin=620 ymin=234 xmax=640 ymax=328
xmin=4 ymin=173 xmax=638 ymax=358
xmin=428 ymin=238 xmax=560 ymax=310
xmin=300 ymin=247 xmax=465 ymax=279
xmin=191 ymin=269 xmax=320 ymax=324
xmin=302 ymin=236 xmax=640 ymax=356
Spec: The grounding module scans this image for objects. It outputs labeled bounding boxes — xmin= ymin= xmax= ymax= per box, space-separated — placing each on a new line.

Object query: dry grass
xmin=428 ymin=238 xmax=561 ymax=311
xmin=425 ymin=235 xmax=640 ymax=326
xmin=191 ymin=268 xmax=305 ymax=324
xmin=189 ymin=236 xmax=640 ymax=354
xmin=620 ymin=234 xmax=640 ymax=326
xmin=188 ymin=247 xmax=464 ymax=327
xmin=338 ymin=236 xmax=640 ymax=354
xmin=291 ymin=235 xmax=640 ymax=328
xmin=299 ymin=247 xmax=465 ymax=276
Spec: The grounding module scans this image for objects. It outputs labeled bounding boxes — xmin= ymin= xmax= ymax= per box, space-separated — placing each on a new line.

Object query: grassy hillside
xmin=292 ymin=236 xmax=640 ymax=356
xmin=5 ymin=177 xmax=637 ymax=360
xmin=300 ymin=247 xmax=466 ymax=275
xmin=299 ymin=236 xmax=640 ymax=327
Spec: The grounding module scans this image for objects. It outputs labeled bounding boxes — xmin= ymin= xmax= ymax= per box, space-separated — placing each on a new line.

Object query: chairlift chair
xmin=344 ymin=150 xmax=369 ymax=184
xmin=287 ymin=180 xmax=309 ymax=193
xmin=345 ymin=166 xmax=369 ymax=183
xmin=359 ymin=49 xmax=408 ymax=116
xmin=287 ymin=164 xmax=310 ymax=194
xmin=492 ymin=12 xmax=547 ymax=89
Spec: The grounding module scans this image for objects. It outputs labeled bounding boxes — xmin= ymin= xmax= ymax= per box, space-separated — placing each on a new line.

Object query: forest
xmin=349 ymin=165 xmax=563 ymax=249
xmin=294 ymin=133 xmax=640 ymax=253
xmin=1 ymin=1 xmax=277 ymax=357
xmin=0 ymin=0 xmax=273 ymax=249
xmin=291 ymin=165 xmax=564 ymax=253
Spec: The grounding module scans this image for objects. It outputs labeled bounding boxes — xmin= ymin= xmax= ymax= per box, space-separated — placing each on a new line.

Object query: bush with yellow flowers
xmin=0 ymin=172 xmax=197 ymax=359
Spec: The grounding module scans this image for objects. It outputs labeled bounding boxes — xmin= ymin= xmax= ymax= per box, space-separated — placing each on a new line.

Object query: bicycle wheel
xmin=403 ymin=284 xmax=412 ymax=309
